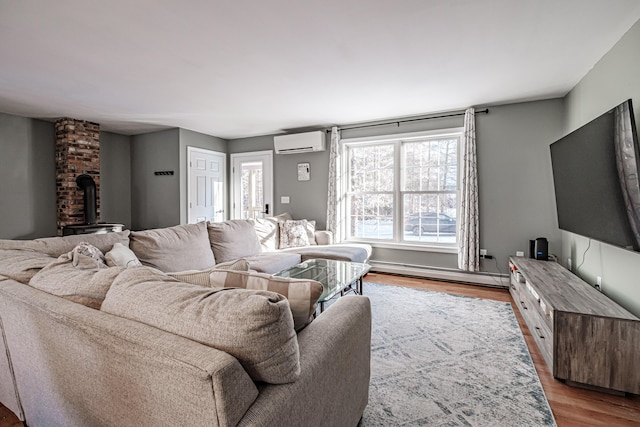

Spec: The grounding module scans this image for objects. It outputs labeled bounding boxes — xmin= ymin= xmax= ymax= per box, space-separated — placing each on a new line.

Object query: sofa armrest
xmin=0 ymin=279 xmax=258 ymax=427
xmin=314 ymin=230 xmax=334 ymax=245
xmin=0 ymin=291 xmax=23 ymax=422
xmin=238 ymin=295 xmax=371 ymax=427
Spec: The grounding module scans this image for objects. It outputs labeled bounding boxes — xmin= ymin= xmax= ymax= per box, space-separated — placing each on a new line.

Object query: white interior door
xmin=231 ymin=151 xmax=273 ymax=219
xmin=188 ymin=147 xmax=226 ymax=223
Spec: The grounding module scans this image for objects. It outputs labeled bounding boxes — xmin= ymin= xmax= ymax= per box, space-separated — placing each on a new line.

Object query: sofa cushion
xmin=0 ymin=249 xmax=57 ymax=284
xmin=105 ymin=242 xmax=142 ymax=268
xmin=208 ymin=270 xmax=323 ymax=331
xmin=167 ymin=259 xmax=250 ymax=286
xmin=207 ymin=220 xmax=261 ymax=263
xmin=280 ymin=243 xmax=372 ymax=264
xmin=130 ymin=222 xmax=215 ymax=272
xmin=0 ymin=230 xmax=131 ymax=258
xmin=29 ymin=251 xmax=125 ymax=309
xmin=245 ymin=252 xmax=302 ymax=274
xmin=279 ymin=220 xmax=311 ymax=249
xmin=101 ymin=267 xmax=300 ymax=384
xmin=251 ymin=217 xmax=279 ymax=252
xmin=305 ymin=220 xmax=317 ymax=245
xmin=251 ymin=213 xmax=293 ymax=251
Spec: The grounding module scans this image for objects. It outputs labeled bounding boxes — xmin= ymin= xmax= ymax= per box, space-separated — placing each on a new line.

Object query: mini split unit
xmin=273 ymin=131 xmax=326 ymax=154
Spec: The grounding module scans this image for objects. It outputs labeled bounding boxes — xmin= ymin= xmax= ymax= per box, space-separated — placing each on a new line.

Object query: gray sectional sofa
xmin=0 ymin=218 xmax=372 ymax=426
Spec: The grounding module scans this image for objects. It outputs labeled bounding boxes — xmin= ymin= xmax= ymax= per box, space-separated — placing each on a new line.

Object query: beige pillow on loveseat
xmin=130 ymin=222 xmax=215 ymax=272
xmin=101 ymin=266 xmax=300 ymax=384
xmin=207 ymin=220 xmax=261 ymax=263
xmin=207 ymin=270 xmax=323 ymax=331
xmin=167 ymin=259 xmax=250 ymax=286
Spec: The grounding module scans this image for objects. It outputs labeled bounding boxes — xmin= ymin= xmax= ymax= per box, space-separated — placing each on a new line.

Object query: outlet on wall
xmin=516 ymin=251 xmax=524 ymax=257
xmin=596 ymin=276 xmax=603 ymax=292
xmin=567 ymin=258 xmax=572 ymax=271
xmin=480 ymin=248 xmax=487 ymax=256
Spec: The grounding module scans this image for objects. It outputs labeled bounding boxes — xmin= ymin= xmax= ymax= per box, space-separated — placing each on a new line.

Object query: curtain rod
xmin=330 ymin=108 xmax=489 ymax=132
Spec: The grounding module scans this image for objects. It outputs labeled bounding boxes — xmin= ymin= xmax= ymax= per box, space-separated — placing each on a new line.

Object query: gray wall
xmin=227 ymin=134 xmax=330 ymax=229
xmin=100 ymin=131 xmax=132 ymax=229
xmin=476 ymin=100 xmax=563 ymax=272
xmin=228 ymin=102 xmax=564 ymax=273
xmin=0 ymin=112 xmax=56 ymax=239
xmin=178 ymin=128 xmax=227 ymax=223
xmin=130 ymin=129 xmax=180 ymax=230
xmin=0 ymin=114 xmax=134 ymax=238
xmin=129 ymin=127 xmax=227 ymax=229
xmin=560 ymin=18 xmax=640 ymax=316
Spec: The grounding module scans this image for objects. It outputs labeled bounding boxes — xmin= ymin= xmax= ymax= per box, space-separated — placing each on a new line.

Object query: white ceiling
xmin=1 ymin=1 xmax=640 ymax=139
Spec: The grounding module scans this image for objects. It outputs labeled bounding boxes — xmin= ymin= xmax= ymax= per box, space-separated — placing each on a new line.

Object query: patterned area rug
xmin=356 ymin=283 xmax=556 ymax=427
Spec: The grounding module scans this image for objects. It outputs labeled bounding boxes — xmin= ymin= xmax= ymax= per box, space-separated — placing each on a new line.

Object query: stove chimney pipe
xmin=76 ymin=174 xmax=97 ymax=225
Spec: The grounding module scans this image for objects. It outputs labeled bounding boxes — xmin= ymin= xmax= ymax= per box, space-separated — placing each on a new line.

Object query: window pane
xmin=350 ymin=144 xmax=394 ymax=192
xmin=349 ymin=193 xmax=393 ymax=240
xmin=403 ymin=138 xmax=458 ymax=192
xmin=344 ymin=130 xmax=460 ymax=246
xmin=240 ymin=162 xmax=264 ymax=219
xmin=402 ymin=193 xmax=457 ymax=244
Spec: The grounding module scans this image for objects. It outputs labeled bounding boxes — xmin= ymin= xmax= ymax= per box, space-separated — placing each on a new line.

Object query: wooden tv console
xmin=509 ymin=256 xmax=640 ymax=394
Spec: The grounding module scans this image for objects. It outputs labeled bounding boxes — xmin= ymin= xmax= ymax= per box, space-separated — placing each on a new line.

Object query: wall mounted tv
xmin=550 ymin=99 xmax=640 ymax=252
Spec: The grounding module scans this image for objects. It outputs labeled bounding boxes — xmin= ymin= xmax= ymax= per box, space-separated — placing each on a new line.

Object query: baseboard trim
xmin=368 ymin=260 xmax=509 ymax=289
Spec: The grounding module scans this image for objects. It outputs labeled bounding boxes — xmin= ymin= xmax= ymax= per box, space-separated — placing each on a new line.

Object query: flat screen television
xmin=550 ymin=99 xmax=640 ymax=252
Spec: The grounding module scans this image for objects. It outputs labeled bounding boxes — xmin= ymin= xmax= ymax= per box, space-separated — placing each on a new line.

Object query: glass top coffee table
xmin=274 ymin=258 xmax=371 ymax=312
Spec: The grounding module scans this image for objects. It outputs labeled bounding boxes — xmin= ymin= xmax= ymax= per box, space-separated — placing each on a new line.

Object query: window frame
xmin=341 ymin=127 xmax=464 ymax=253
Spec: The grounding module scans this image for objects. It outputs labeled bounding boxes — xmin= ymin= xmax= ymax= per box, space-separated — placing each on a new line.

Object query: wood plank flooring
xmin=1 ymin=272 xmax=639 ymax=426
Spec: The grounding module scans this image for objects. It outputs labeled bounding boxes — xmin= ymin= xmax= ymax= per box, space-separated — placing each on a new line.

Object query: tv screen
xmin=550 ymin=99 xmax=640 ymax=252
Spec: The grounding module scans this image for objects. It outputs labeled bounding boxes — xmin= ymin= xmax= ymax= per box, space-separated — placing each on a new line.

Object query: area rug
xmin=356 ymin=282 xmax=556 ymax=426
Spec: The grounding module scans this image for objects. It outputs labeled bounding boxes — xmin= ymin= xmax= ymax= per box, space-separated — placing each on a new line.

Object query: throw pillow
xmin=105 ymin=242 xmax=142 ymax=268
xmin=251 ymin=217 xmax=279 ymax=252
xmin=305 ymin=219 xmax=317 ymax=245
xmin=67 ymin=242 xmax=107 ymax=268
xmin=168 ymin=259 xmax=250 ymax=286
xmin=130 ymin=222 xmax=215 ymax=272
xmin=0 ymin=249 xmax=57 ymax=284
xmin=101 ymin=266 xmax=300 ymax=384
xmin=208 ymin=269 xmax=323 ymax=331
xmin=273 ymin=212 xmax=293 ymax=222
xmin=250 ymin=213 xmax=294 ymax=251
xmin=279 ymin=220 xmax=310 ymax=249
xmin=207 ymin=220 xmax=261 ymax=263
xmin=29 ymin=249 xmax=125 ymax=309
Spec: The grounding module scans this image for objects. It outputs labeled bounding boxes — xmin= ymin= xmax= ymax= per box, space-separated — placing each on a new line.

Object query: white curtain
xmin=614 ymin=102 xmax=640 ymax=248
xmin=326 ymin=126 xmax=344 ymax=242
xmin=458 ymin=107 xmax=480 ymax=271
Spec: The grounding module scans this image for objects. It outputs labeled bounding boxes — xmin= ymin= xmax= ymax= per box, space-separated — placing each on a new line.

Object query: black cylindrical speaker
xmin=534 ymin=237 xmax=548 ymax=260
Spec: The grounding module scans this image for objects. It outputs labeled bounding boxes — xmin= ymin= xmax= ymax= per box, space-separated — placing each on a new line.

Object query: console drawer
xmin=512 ymin=291 xmax=553 ymax=369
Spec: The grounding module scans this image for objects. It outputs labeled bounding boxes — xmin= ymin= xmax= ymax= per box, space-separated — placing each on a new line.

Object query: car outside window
xmin=344 ymin=128 xmax=461 ymax=249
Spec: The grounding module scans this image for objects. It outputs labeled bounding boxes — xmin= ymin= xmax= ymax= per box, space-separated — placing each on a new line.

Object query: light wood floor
xmin=1 ymin=272 xmax=639 ymax=426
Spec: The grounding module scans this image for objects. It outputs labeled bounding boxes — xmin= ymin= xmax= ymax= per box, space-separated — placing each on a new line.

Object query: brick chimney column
xmin=55 ymin=118 xmax=100 ymax=233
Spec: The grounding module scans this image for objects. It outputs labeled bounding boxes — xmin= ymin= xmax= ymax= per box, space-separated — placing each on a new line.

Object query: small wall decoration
xmin=297 ymin=163 xmax=310 ymax=181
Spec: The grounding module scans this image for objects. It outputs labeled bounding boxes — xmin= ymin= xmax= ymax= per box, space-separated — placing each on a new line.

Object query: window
xmin=344 ymin=128 xmax=462 ymax=250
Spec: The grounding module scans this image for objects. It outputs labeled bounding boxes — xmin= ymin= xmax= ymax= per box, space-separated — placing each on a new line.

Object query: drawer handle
xmin=535 ymin=326 xmax=545 ymax=339
xmin=520 ymin=301 xmax=528 ymax=310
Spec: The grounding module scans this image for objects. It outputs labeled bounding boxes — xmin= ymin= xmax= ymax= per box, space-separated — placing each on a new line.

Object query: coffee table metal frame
xmin=274 ymin=258 xmax=370 ymax=312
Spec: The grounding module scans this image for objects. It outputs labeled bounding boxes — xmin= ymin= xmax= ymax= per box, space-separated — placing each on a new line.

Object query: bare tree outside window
xmin=345 ymin=131 xmax=460 ymax=246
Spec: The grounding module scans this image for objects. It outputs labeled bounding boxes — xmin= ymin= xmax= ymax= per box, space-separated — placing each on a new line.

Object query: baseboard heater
xmin=368 ymin=260 xmax=509 ymax=289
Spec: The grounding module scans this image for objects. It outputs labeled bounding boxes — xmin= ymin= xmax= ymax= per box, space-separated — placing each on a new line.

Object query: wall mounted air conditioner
xmin=273 ymin=131 xmax=326 ymax=154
